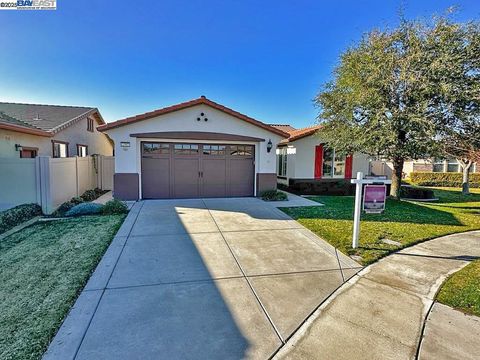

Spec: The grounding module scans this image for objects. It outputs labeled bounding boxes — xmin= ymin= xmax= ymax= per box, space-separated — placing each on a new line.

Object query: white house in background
xmin=98 ymin=96 xmax=289 ymax=200
xmin=0 ymin=102 xmax=113 ymax=158
xmin=271 ymin=124 xmax=370 ymax=186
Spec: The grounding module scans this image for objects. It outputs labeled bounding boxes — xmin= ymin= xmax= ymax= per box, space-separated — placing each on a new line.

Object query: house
xmin=371 ymin=158 xmax=478 ymax=179
xmin=271 ymin=124 xmax=370 ymax=186
xmin=98 ymin=96 xmax=289 ymax=200
xmin=0 ymin=102 xmax=113 ymax=158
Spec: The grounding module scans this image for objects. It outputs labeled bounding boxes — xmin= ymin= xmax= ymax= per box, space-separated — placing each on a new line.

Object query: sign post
xmin=350 ymin=172 xmax=391 ymax=249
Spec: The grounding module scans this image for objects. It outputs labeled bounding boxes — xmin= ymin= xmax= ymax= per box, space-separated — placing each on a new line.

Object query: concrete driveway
xmin=44 ymin=198 xmax=360 ymax=360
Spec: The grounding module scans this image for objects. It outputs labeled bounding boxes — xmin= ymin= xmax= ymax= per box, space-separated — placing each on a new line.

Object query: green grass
xmin=0 ymin=215 xmax=125 ymax=360
xmin=437 ymin=260 xmax=480 ymax=317
xmin=280 ymin=187 xmax=480 ymax=265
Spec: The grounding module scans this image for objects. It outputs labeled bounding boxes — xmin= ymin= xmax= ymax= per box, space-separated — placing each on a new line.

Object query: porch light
xmin=267 ymin=139 xmax=273 ymax=153
xmin=15 ymin=144 xmax=23 ymax=152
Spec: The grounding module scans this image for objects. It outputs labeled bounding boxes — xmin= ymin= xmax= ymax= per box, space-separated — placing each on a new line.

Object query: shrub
xmin=400 ymin=185 xmax=435 ymax=199
xmin=280 ymin=179 xmax=357 ymax=196
xmin=65 ymin=203 xmax=104 ymax=217
xmin=102 ymin=199 xmax=128 ymax=215
xmin=261 ymin=190 xmax=288 ymax=201
xmin=80 ymin=189 xmax=98 ymax=202
xmin=0 ymin=203 xmax=42 ymax=234
xmin=410 ymin=172 xmax=480 ymax=188
xmin=70 ymin=197 xmax=84 ymax=205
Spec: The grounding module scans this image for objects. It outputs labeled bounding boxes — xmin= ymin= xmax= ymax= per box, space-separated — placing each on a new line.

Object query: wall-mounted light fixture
xmin=15 ymin=144 xmax=23 ymax=152
xmin=120 ymin=141 xmax=131 ymax=151
xmin=267 ymin=139 xmax=273 ymax=153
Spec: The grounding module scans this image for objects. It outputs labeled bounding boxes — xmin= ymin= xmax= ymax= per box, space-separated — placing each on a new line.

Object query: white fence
xmin=0 ymin=155 xmax=114 ymax=214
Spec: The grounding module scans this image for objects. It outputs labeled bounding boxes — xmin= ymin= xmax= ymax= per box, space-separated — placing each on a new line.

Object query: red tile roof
xmin=98 ymin=96 xmax=290 ymax=138
xmin=279 ymin=125 xmax=322 ymax=144
xmin=269 ymin=124 xmax=296 ymax=132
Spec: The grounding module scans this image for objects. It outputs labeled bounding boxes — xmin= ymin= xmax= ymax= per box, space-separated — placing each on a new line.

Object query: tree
xmin=315 ymin=20 xmax=440 ymax=199
xmin=426 ymin=19 xmax=480 ymax=195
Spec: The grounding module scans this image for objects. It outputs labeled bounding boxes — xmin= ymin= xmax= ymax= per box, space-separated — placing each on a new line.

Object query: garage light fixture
xmin=267 ymin=139 xmax=273 ymax=153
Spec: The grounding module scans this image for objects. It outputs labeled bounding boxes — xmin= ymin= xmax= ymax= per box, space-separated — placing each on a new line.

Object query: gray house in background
xmin=0 ymin=102 xmax=113 ymax=158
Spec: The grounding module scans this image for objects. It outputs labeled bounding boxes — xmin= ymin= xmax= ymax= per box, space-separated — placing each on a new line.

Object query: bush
xmin=410 ymin=172 xmax=480 ymax=188
xmin=70 ymin=196 xmax=84 ymax=205
xmin=0 ymin=203 xmax=42 ymax=234
xmin=102 ymin=199 xmax=128 ymax=215
xmin=261 ymin=190 xmax=288 ymax=201
xmin=65 ymin=203 xmax=104 ymax=217
xmin=400 ymin=185 xmax=435 ymax=199
xmin=280 ymin=179 xmax=357 ymax=196
xmin=80 ymin=188 xmax=106 ymax=202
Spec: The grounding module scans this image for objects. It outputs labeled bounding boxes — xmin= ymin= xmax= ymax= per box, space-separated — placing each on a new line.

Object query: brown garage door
xmin=141 ymin=142 xmax=254 ymax=199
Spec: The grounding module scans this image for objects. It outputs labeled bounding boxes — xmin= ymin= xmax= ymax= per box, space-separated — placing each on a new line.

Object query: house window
xmin=447 ymin=158 xmax=459 ymax=172
xmin=20 ymin=147 xmax=38 ymax=158
xmin=52 ymin=141 xmax=68 ymax=158
xmin=87 ymin=118 xmax=94 ymax=132
xmin=433 ymin=158 xmax=445 ymax=172
xmin=277 ymin=147 xmax=287 ymax=177
xmin=77 ymin=144 xmax=88 ymax=157
xmin=322 ymin=148 xmax=345 ymax=178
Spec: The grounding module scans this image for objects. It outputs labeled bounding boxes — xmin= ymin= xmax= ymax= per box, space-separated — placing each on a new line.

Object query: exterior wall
xmin=0 ymin=116 xmax=112 ymax=158
xmin=277 ymin=134 xmax=370 ymax=182
xmin=105 ymin=104 xmax=283 ymax=198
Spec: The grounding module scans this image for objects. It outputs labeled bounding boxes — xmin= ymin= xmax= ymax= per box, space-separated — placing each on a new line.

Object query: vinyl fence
xmin=0 ymin=155 xmax=114 ymax=214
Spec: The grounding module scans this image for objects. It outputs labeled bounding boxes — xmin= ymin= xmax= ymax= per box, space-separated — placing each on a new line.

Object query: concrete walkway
xmin=44 ymin=198 xmax=360 ymax=360
xmin=274 ymin=231 xmax=480 ymax=360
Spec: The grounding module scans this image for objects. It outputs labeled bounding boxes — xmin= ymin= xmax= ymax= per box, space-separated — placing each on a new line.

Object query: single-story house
xmin=371 ymin=158 xmax=478 ymax=179
xmin=98 ymin=96 xmax=289 ymax=200
xmin=0 ymin=102 xmax=113 ymax=158
xmin=271 ymin=124 xmax=370 ymax=186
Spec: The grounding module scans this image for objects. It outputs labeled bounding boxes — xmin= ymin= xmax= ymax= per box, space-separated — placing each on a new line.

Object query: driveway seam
xmin=202 ymin=199 xmax=286 ymax=345
xmin=334 ymin=248 xmax=346 ymax=282
xmin=72 ymin=200 xmax=145 ymax=360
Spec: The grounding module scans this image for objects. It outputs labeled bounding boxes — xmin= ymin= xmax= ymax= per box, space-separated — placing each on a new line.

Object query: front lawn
xmin=280 ymin=187 xmax=480 ymax=265
xmin=0 ymin=215 xmax=125 ymax=360
xmin=437 ymin=260 xmax=480 ymax=317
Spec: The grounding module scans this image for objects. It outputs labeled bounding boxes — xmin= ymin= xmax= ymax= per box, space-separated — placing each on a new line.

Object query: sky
xmin=0 ymin=1 xmax=479 ymax=128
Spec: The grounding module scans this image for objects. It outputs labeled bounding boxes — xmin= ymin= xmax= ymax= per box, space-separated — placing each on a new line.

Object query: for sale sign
xmin=363 ymin=184 xmax=387 ymax=213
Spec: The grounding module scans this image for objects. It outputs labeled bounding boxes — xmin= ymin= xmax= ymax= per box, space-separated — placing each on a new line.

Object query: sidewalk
xmin=274 ymin=231 xmax=480 ymax=360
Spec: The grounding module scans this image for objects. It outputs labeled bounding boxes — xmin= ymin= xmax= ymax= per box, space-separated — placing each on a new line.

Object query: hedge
xmin=410 ymin=172 xmax=480 ymax=188
xmin=0 ymin=204 xmax=42 ymax=234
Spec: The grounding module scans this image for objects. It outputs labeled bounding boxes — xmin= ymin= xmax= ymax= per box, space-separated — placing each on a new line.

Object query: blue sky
xmin=1 ymin=1 xmax=479 ymax=127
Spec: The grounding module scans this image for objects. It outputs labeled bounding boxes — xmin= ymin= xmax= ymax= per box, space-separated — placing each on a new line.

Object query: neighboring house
xmin=371 ymin=158 xmax=479 ymax=179
xmin=271 ymin=124 xmax=370 ymax=186
xmin=98 ymin=96 xmax=289 ymax=200
xmin=0 ymin=102 xmax=113 ymax=158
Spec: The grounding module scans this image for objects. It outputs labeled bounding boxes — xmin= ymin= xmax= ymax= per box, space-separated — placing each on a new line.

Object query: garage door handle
xmin=198 ymin=171 xmax=203 ymax=178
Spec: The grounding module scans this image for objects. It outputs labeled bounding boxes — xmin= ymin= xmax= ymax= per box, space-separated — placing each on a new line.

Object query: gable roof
xmin=279 ymin=124 xmax=322 ymax=144
xmin=269 ymin=124 xmax=297 ymax=132
xmin=97 ymin=96 xmax=290 ymax=138
xmin=0 ymin=102 xmax=104 ymax=136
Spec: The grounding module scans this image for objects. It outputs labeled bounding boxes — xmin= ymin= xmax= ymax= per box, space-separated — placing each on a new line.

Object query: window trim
xmin=76 ymin=144 xmax=88 ymax=157
xmin=52 ymin=140 xmax=69 ymax=158
xmin=322 ymin=147 xmax=346 ymax=179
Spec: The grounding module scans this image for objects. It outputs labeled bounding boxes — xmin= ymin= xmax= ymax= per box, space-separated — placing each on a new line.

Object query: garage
xmin=97 ymin=96 xmax=289 ymax=200
xmin=141 ymin=142 xmax=254 ymax=199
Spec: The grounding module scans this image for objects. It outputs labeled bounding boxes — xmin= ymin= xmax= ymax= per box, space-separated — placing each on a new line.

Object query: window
xmin=87 ymin=118 xmax=94 ymax=132
xmin=277 ymin=147 xmax=287 ymax=177
xmin=322 ymin=148 xmax=345 ymax=178
xmin=230 ymin=145 xmax=253 ymax=156
xmin=433 ymin=158 xmax=445 ymax=172
xmin=447 ymin=158 xmax=459 ymax=172
xmin=77 ymin=144 xmax=88 ymax=157
xmin=143 ymin=143 xmax=170 ymax=155
xmin=203 ymin=145 xmax=226 ymax=155
xmin=19 ymin=147 xmax=38 ymax=158
xmin=174 ymin=144 xmax=199 ymax=155
xmin=52 ymin=141 xmax=68 ymax=158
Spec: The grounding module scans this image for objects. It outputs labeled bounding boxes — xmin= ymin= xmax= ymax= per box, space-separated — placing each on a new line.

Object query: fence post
xmin=38 ymin=156 xmax=53 ymax=214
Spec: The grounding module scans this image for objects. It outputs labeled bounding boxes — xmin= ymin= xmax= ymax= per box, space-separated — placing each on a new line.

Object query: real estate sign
xmin=363 ymin=184 xmax=387 ymax=213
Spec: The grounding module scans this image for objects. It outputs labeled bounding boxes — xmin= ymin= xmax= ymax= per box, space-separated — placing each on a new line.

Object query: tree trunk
xmin=461 ymin=161 xmax=472 ymax=196
xmin=390 ymin=158 xmax=404 ymax=199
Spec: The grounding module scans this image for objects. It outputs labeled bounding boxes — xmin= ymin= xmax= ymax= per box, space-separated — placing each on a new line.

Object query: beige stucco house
xmin=0 ymin=102 xmax=113 ymax=158
xmin=272 ymin=124 xmax=370 ymax=186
